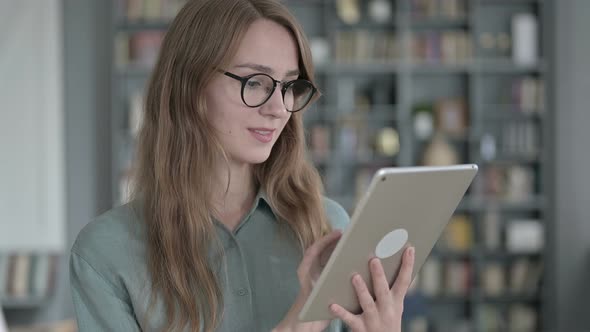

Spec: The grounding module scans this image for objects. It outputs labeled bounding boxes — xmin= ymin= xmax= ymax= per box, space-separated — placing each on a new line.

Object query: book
xmin=420 ymin=258 xmax=442 ymax=296
xmin=509 ymin=304 xmax=537 ymax=332
xmin=434 ymin=98 xmax=468 ymax=137
xmin=310 ymin=124 xmax=331 ymax=162
xmin=10 ymin=254 xmax=32 ymax=298
xmin=445 ymin=261 xmax=470 ymax=296
xmin=482 ymin=263 xmax=505 ymax=296
xmin=129 ymin=90 xmax=145 ymax=138
xmin=442 ymin=215 xmax=473 ymax=252
xmin=0 ymin=255 xmax=8 ymax=297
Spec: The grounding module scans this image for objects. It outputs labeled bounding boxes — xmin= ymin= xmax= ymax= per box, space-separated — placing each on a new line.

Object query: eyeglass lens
xmin=243 ymin=74 xmax=314 ymax=112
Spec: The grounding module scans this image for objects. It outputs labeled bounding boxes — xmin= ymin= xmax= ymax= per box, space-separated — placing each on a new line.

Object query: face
xmin=205 ymin=19 xmax=300 ymax=166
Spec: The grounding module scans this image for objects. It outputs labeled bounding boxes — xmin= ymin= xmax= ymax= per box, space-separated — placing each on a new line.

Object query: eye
xmin=245 ymin=79 xmax=263 ymax=89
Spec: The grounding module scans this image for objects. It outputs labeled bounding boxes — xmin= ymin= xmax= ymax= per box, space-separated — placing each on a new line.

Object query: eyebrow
xmin=234 ymin=63 xmax=300 ymax=78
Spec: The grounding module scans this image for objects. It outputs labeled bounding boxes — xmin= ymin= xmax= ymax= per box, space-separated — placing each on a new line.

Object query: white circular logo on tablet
xmin=375 ymin=229 xmax=409 ymax=259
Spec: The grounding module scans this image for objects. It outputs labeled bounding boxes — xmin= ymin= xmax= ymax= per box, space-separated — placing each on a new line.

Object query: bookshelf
xmin=110 ymin=0 xmax=551 ymax=331
xmin=0 ymin=253 xmax=59 ymax=309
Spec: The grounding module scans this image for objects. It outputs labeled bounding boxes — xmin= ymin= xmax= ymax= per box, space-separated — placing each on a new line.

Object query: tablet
xmin=299 ymin=164 xmax=478 ymax=322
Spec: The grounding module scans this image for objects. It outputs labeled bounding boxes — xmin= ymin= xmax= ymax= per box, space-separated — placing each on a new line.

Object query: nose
xmin=259 ymin=85 xmax=288 ymax=118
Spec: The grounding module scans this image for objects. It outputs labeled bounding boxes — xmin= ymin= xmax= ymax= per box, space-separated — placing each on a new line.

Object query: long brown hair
xmin=131 ymin=0 xmax=331 ymax=330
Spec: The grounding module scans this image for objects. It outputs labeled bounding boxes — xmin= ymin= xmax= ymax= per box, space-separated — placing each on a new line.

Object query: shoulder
xmin=322 ymin=197 xmax=350 ymax=231
xmin=71 ymin=202 xmax=146 ymax=275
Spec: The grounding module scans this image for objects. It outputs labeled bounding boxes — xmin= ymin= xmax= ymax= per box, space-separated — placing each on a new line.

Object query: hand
xmin=272 ymin=230 xmax=343 ymax=332
xmin=329 ymin=246 xmax=415 ymax=332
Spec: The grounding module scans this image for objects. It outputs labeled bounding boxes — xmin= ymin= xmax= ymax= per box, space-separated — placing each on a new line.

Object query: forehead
xmin=230 ymin=19 xmax=300 ymax=75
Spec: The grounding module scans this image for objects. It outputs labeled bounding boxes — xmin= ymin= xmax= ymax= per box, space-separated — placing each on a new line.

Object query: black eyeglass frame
xmin=222 ymin=71 xmax=318 ymax=113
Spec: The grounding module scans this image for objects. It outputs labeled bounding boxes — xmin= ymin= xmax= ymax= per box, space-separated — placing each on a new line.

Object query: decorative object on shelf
xmin=422 ymin=134 xmax=459 ymax=166
xmin=506 ymin=166 xmax=534 ymax=202
xmin=506 ymin=220 xmax=544 ymax=253
xmin=434 ymin=97 xmax=468 ymax=137
xmin=375 ymin=127 xmax=400 ymax=157
xmin=368 ymin=0 xmax=393 ymax=24
xmin=413 ymin=103 xmax=434 ymax=140
xmin=512 ymin=13 xmax=539 ymax=66
xmin=336 ymin=0 xmax=361 ymax=25
xmin=480 ymin=133 xmax=497 ymax=161
xmin=309 ymin=37 xmax=330 ymax=66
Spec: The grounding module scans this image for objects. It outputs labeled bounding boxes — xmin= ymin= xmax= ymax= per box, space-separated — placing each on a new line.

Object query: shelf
xmin=1 ymin=296 xmax=50 ymax=309
xmin=110 ymin=2 xmax=552 ymax=331
xmin=408 ymin=17 xmax=470 ymax=30
xmin=317 ymin=62 xmax=403 ymax=75
xmin=482 ymin=251 xmax=543 ymax=260
xmin=480 ymin=106 xmax=544 ymax=120
xmin=317 ymin=59 xmax=545 ymax=75
xmin=474 ymin=59 xmax=547 ymax=73
xmin=478 ymin=294 xmax=540 ymax=304
xmin=317 ymin=104 xmax=398 ymax=122
xmin=430 ymin=250 xmax=473 ymax=260
xmin=116 ymin=20 xmax=170 ymax=31
xmin=314 ymin=154 xmax=397 ymax=167
xmin=478 ymin=0 xmax=542 ymax=5
xmin=115 ymin=66 xmax=153 ymax=78
xmin=117 ymin=59 xmax=545 ymax=79
xmin=479 ymin=155 xmax=542 ymax=165
xmin=457 ymin=196 xmax=545 ymax=212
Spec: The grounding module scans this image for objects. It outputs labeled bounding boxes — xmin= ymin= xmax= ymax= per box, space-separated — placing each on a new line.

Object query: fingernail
xmin=353 ymin=274 xmax=361 ymax=284
xmin=409 ymin=247 xmax=415 ymax=258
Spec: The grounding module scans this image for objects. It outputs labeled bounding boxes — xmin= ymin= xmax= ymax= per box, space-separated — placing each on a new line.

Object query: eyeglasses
xmin=223 ymin=71 xmax=317 ymax=113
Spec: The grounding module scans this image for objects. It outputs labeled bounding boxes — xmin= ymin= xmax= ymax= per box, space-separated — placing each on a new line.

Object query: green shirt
xmin=70 ymin=192 xmax=350 ymax=331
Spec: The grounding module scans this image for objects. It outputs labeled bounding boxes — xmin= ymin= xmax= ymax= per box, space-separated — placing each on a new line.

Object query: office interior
xmin=0 ymin=0 xmax=589 ymax=331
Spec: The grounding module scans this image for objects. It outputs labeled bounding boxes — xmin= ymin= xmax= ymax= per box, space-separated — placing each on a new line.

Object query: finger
xmin=352 ymin=274 xmax=379 ymax=319
xmin=298 ymin=230 xmax=342 ymax=276
xmin=370 ymin=258 xmax=394 ymax=308
xmin=329 ymin=304 xmax=361 ymax=330
xmin=391 ymin=246 xmax=415 ymax=300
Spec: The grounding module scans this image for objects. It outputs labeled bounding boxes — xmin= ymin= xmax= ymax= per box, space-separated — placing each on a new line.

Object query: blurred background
xmin=0 ymin=0 xmax=589 ymax=331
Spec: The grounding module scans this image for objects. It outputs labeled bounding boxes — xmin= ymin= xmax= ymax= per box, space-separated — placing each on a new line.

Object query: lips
xmin=248 ymin=128 xmax=275 ymax=143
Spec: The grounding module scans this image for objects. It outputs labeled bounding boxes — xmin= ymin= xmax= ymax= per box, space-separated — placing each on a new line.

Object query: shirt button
xmin=237 ymin=288 xmax=248 ymax=296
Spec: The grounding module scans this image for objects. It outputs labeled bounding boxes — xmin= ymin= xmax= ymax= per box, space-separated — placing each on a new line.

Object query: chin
xmin=237 ymin=148 xmax=273 ymax=165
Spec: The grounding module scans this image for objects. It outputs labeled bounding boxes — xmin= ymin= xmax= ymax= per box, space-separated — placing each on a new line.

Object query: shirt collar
xmin=251 ymin=189 xmax=278 ymax=219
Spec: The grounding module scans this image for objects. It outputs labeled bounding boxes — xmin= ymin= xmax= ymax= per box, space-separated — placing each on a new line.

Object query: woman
xmin=69 ymin=0 xmax=415 ymax=331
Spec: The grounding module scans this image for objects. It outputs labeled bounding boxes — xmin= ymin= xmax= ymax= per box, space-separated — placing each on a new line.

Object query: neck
xmin=212 ymin=161 xmax=257 ymax=230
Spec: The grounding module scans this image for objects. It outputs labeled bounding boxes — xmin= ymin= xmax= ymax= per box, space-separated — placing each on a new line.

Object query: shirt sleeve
xmin=70 ymin=250 xmax=142 ymax=331
xmin=323 ymin=197 xmax=351 ymax=232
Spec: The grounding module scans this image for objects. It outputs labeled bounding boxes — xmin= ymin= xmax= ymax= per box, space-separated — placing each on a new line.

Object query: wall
xmin=554 ymin=0 xmax=590 ymax=331
xmin=4 ymin=0 xmax=112 ymax=325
